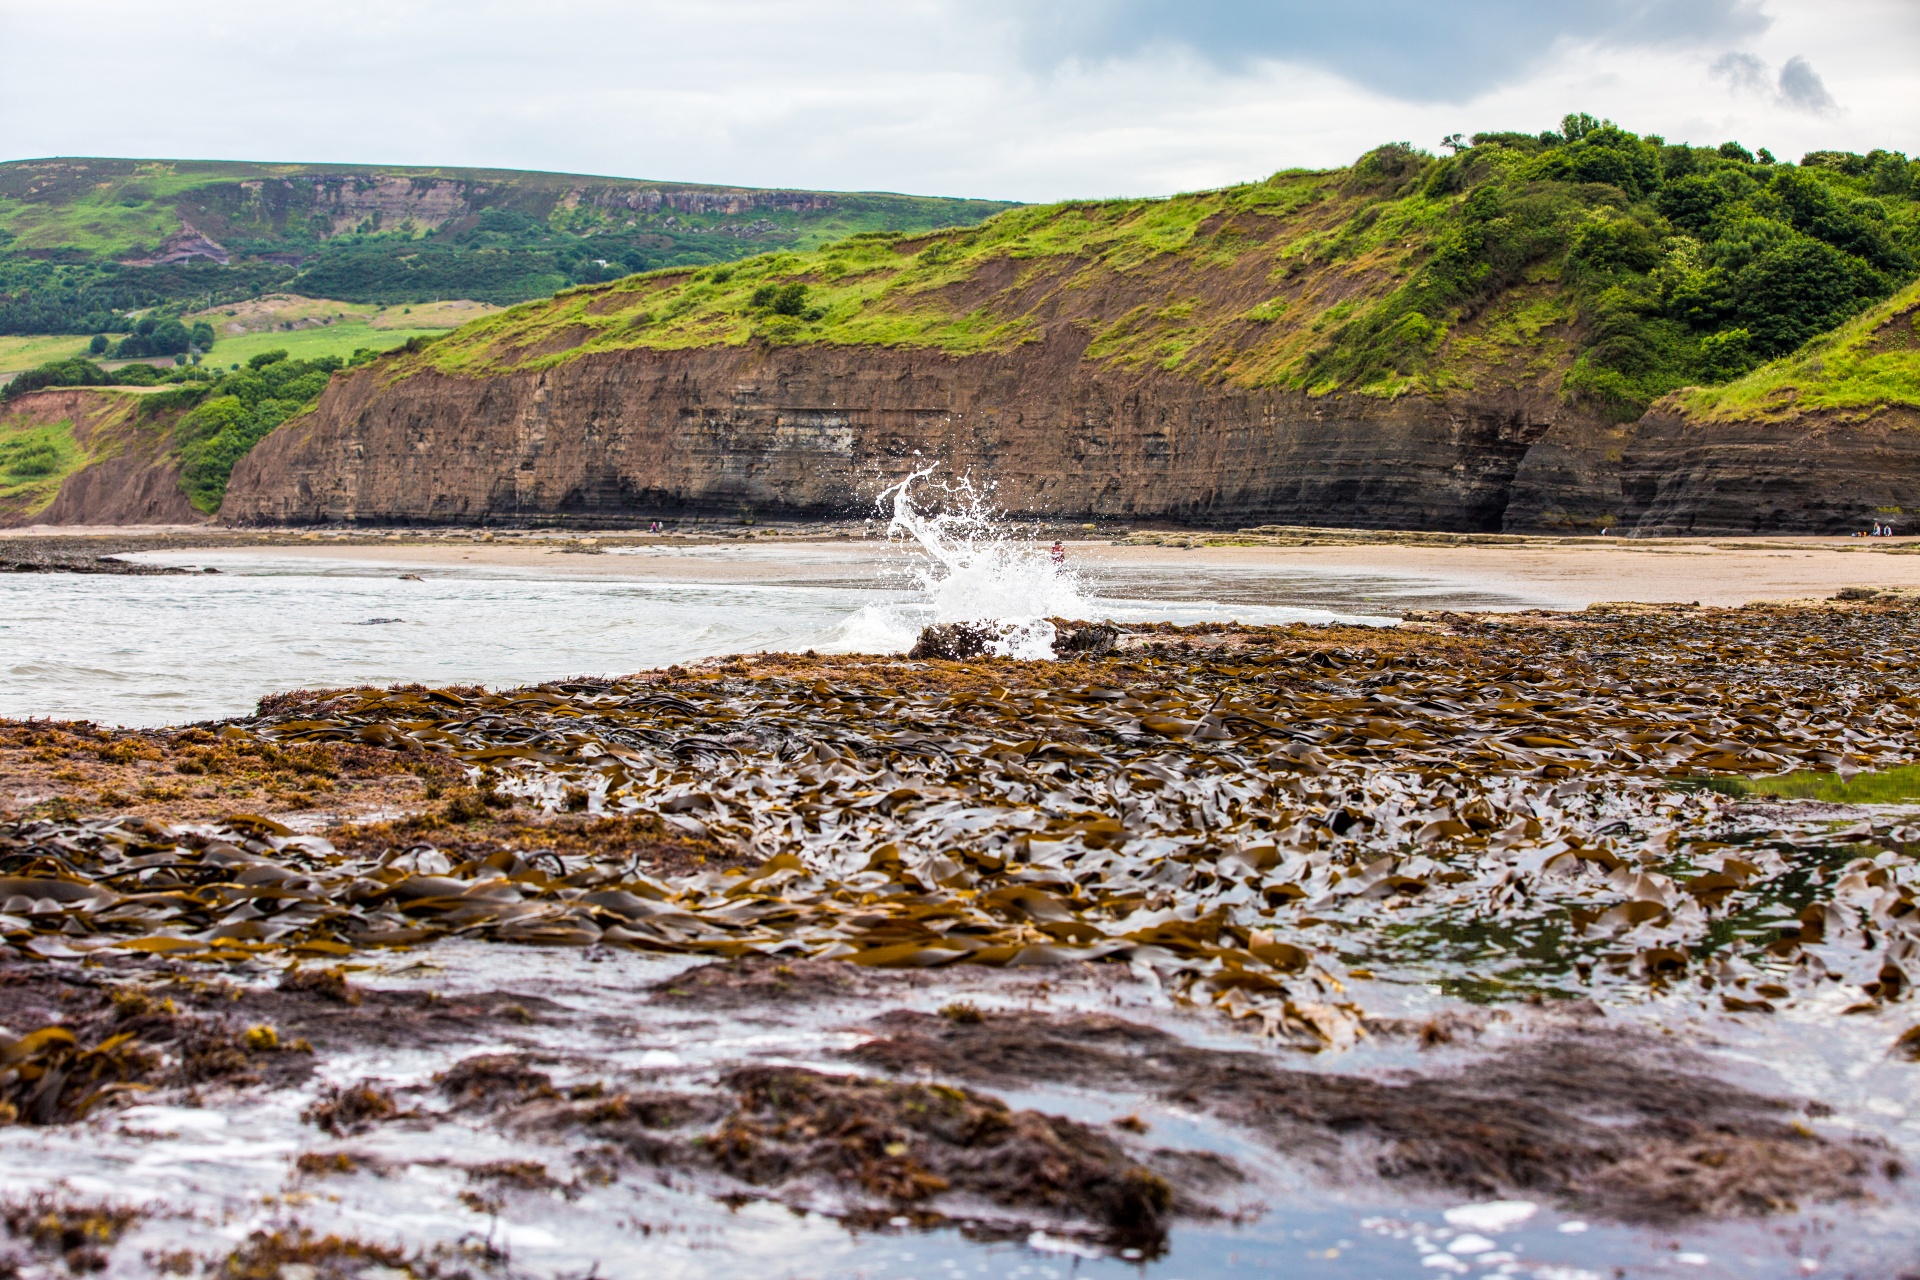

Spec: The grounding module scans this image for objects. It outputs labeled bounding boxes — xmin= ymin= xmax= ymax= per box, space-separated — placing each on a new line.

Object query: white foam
xmin=1442 ymin=1199 xmax=1538 ymax=1232
xmin=877 ymin=466 xmax=1090 ymax=657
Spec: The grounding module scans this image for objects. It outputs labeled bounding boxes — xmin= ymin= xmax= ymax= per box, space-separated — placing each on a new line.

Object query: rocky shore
xmin=1 ymin=605 xmax=1919 ymax=1275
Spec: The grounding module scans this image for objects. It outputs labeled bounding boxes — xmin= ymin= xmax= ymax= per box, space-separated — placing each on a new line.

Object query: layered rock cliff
xmin=220 ymin=137 xmax=1920 ymax=534
xmin=225 ymin=334 xmax=1593 ymax=531
xmin=223 ymin=325 xmax=1917 ymax=536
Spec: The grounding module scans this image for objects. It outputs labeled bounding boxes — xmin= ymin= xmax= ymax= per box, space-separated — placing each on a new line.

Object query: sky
xmin=1 ymin=0 xmax=1914 ymax=202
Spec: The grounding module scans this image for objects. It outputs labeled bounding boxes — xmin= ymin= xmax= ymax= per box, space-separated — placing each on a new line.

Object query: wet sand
xmin=9 ymin=521 xmax=1920 ymax=607
xmin=83 ymin=533 xmax=1920 ymax=609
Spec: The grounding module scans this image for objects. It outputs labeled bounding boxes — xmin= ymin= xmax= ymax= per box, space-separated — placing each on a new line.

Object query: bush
xmin=1307 ymin=118 xmax=1920 ymax=416
xmin=0 ymin=357 xmax=111 ymax=401
xmin=172 ymin=353 xmax=343 ymax=511
xmin=111 ymin=315 xmax=194 ymax=359
xmin=770 ymin=283 xmax=809 ymax=316
xmin=0 ymin=435 xmax=68 ymax=481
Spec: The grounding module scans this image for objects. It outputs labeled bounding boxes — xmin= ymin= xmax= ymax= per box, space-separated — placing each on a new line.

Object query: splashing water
xmin=827 ymin=467 xmax=1090 ymax=658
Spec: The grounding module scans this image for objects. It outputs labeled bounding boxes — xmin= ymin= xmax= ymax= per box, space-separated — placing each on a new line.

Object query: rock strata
xmin=222 ymin=337 xmax=1586 ymax=531
xmin=221 ymin=337 xmax=1917 ymax=533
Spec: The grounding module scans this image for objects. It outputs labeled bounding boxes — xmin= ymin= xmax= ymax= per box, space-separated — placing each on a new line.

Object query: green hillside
xmin=1677 ymin=277 xmax=1920 ymax=422
xmin=413 ymin=117 xmax=1920 ymax=422
xmin=0 ymin=158 xmax=1015 ymax=335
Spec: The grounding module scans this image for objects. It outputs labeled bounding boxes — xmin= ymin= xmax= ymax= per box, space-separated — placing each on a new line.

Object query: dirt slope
xmin=0 ymin=389 xmax=206 ymax=527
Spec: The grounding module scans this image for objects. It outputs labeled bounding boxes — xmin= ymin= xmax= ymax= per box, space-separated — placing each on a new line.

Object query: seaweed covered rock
xmin=907 ymin=622 xmax=997 ymax=660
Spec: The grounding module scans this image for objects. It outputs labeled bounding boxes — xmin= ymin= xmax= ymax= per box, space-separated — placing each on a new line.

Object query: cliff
xmin=0 ymin=389 xmax=205 ymax=527
xmin=222 ymin=133 xmax=1920 ymax=533
xmin=227 ymin=337 xmax=1585 ymax=530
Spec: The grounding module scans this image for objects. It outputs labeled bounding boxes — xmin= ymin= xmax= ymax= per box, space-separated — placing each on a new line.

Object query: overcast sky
xmin=1 ymin=1 xmax=1914 ymax=202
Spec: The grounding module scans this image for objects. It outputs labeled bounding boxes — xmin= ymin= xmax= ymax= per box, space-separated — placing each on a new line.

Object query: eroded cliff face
xmin=1 ymin=390 xmax=205 ymax=527
xmin=217 ymin=335 xmax=1920 ymax=534
xmin=1618 ymin=406 xmax=1920 ymax=535
xmin=223 ymin=335 xmax=1599 ymax=531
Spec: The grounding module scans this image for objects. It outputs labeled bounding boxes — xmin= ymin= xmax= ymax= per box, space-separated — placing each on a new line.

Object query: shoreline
xmin=6 ymin=524 xmax=1918 ymax=608
xmin=1 ymin=607 xmax=1918 ymax=1273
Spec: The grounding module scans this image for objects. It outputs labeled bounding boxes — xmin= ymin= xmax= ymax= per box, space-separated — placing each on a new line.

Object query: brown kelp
xmin=2 ymin=602 xmax=1917 ymax=1048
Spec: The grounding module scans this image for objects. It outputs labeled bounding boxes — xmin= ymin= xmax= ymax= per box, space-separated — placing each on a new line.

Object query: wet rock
xmin=1055 ymin=622 xmax=1119 ymax=656
xmin=0 ymin=556 xmax=191 ymax=576
xmin=845 ymin=1010 xmax=1891 ymax=1223
xmin=709 ymin=1065 xmax=1185 ymax=1249
xmin=302 ymin=1080 xmax=399 ymax=1135
xmin=278 ymin=964 xmax=360 ymax=1006
xmin=0 ymin=1194 xmax=140 ymax=1274
xmin=435 ymin=1053 xmax=556 ymax=1109
xmin=907 ymin=622 xmax=996 ymax=660
xmin=645 ymin=955 xmax=886 ymax=1008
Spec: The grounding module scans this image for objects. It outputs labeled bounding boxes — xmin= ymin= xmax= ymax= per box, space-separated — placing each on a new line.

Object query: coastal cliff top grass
xmin=398 ymin=121 xmax=1920 ymax=420
xmin=1675 ymin=278 xmax=1920 ymax=423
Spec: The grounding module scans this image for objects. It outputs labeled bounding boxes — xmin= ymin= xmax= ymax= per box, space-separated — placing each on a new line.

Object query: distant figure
xmin=1050 ymin=540 xmax=1065 ymax=566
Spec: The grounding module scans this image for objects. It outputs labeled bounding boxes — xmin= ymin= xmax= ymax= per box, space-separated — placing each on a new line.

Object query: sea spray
xmin=826 ymin=467 xmax=1089 ymax=657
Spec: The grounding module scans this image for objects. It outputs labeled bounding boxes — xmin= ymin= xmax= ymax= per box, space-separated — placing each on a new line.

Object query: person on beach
xmin=1050 ymin=540 xmax=1066 ymax=566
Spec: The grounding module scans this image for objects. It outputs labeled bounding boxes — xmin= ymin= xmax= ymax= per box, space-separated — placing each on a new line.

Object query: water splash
xmin=881 ymin=466 xmax=1089 ymax=620
xmin=825 ymin=467 xmax=1090 ymax=657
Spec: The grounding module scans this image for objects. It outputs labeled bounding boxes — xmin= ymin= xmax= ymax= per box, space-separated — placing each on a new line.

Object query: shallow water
xmin=6 ymin=944 xmax=1908 ymax=1279
xmin=0 ymin=547 xmax=1538 ymax=727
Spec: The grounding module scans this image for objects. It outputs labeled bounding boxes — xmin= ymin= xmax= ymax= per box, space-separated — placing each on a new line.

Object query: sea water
xmin=0 ymin=479 xmax=1540 ymax=726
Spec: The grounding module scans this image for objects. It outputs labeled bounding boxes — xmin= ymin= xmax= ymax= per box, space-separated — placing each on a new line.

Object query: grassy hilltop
xmin=415 ymin=117 xmax=1920 ymax=424
xmin=0 ymin=158 xmax=1016 ymax=334
xmin=6 ymin=119 xmax=1920 ymax=521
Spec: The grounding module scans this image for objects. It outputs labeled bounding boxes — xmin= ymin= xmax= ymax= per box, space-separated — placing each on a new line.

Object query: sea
xmin=0 ymin=487 xmax=1543 ymax=728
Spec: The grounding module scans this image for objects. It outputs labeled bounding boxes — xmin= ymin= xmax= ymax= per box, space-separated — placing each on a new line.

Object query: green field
xmin=0 ymin=157 xmax=1017 ymax=336
xmin=0 ymin=333 xmax=92 ymax=376
xmin=197 ymin=323 xmax=447 ymax=370
xmin=1 ymin=323 xmax=444 ymax=386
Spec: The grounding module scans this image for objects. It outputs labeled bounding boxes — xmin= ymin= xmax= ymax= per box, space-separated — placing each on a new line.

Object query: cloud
xmin=1017 ymin=0 xmax=1770 ymax=102
xmin=1710 ymin=50 xmax=1772 ymax=93
xmin=1710 ymin=49 xmax=1838 ymax=115
xmin=1777 ymin=54 xmax=1837 ymax=112
xmin=0 ymin=0 xmax=1911 ymax=202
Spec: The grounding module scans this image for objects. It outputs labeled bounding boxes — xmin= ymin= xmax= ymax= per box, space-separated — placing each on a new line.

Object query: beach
xmin=8 ymin=523 xmax=1920 ymax=606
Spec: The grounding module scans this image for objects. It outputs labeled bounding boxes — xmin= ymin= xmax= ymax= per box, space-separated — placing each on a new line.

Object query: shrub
xmin=0 ymin=357 xmax=110 ymax=401
xmin=770 ymin=283 xmax=809 ymax=316
xmin=0 ymin=435 xmax=68 ymax=481
xmin=173 ymin=354 xmax=343 ymax=511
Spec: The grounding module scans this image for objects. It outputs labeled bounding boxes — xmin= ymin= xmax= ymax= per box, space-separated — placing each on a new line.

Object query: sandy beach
xmin=13 ymin=527 xmax=1911 ymax=609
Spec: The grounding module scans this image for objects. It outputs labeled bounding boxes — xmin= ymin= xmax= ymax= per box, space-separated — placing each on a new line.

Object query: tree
xmin=1560 ymin=112 xmax=1602 ymax=142
xmin=88 ymin=334 xmax=107 ymax=355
